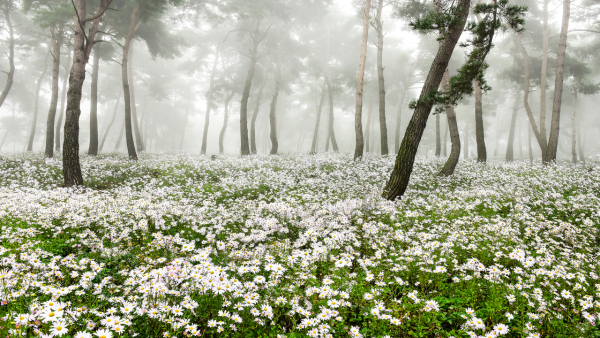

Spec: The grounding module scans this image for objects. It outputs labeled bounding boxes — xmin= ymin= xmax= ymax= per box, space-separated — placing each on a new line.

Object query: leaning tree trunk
xmin=55 ymin=51 xmax=71 ymax=152
xmin=99 ymin=92 xmax=120 ymax=152
xmin=27 ymin=51 xmax=49 ymax=152
xmin=219 ymin=92 xmax=235 ymax=154
xmin=128 ymin=40 xmax=144 ymax=152
xmin=325 ymin=76 xmax=338 ymax=151
xmin=438 ymin=69 xmax=461 ymax=176
xmin=571 ymin=96 xmax=577 ymax=163
xmin=63 ymin=0 xmax=109 ymax=186
xmin=45 ymin=27 xmax=62 ymax=158
xmin=374 ymin=0 xmax=388 ymax=155
xmin=365 ymin=99 xmax=373 ymax=153
xmin=269 ymin=56 xmax=282 ymax=155
xmin=505 ymin=89 xmax=520 ymax=161
xmin=121 ymin=6 xmax=141 ymax=160
xmin=201 ymin=49 xmax=220 ymax=154
xmin=310 ymin=84 xmax=326 ymax=154
xmin=250 ymin=78 xmax=267 ymax=154
xmin=114 ymin=121 xmax=125 ymax=150
xmin=383 ymin=0 xmax=470 ymax=200
xmin=239 ymin=19 xmax=264 ymax=156
xmin=546 ymin=0 xmax=570 ymax=162
xmin=88 ymin=44 xmax=101 ymax=156
xmin=0 ymin=6 xmax=15 ymax=109
xmin=353 ymin=0 xmax=371 ymax=160
xmin=474 ymin=80 xmax=486 ymax=162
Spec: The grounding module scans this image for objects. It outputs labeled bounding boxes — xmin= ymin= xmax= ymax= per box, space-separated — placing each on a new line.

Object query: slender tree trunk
xmin=435 ymin=112 xmax=441 ymax=156
xmin=546 ymin=0 xmax=570 ymax=162
xmin=239 ymin=19 xmax=264 ymax=156
xmin=506 ymin=89 xmax=520 ymax=161
xmin=99 ymin=92 xmax=120 ymax=152
xmin=443 ymin=114 xmax=448 ymax=157
xmin=310 ymin=84 xmax=326 ymax=154
xmin=251 ymin=78 xmax=267 ymax=154
xmin=114 ymin=121 xmax=124 ymax=150
xmin=474 ymin=80 xmax=486 ymax=162
xmin=179 ymin=98 xmax=191 ymax=151
xmin=374 ymin=0 xmax=388 ymax=155
xmin=517 ymin=34 xmax=547 ymax=162
xmin=383 ymin=0 xmax=470 ymax=200
xmin=353 ymin=0 xmax=371 ymax=160
xmin=540 ymin=0 xmax=549 ymax=146
xmin=0 ymin=5 xmax=15 ymax=109
xmin=571 ymin=96 xmax=577 ymax=163
xmin=27 ymin=51 xmax=49 ymax=152
xmin=269 ymin=56 xmax=282 ymax=155
xmin=0 ymin=104 xmax=16 ymax=151
xmin=219 ymin=92 xmax=234 ymax=154
xmin=365 ymin=99 xmax=373 ymax=153
xmin=201 ymin=48 xmax=220 ymax=154
xmin=325 ymin=76 xmax=338 ymax=151
xmin=55 ymin=51 xmax=71 ymax=152
xmin=88 ymin=44 xmax=101 ymax=156
xmin=577 ymin=106 xmax=584 ymax=163
xmin=438 ymin=69 xmax=461 ymax=175
xmin=122 ymin=6 xmax=141 ymax=160
xmin=45 ymin=27 xmax=61 ymax=158
xmin=63 ymin=0 xmax=110 ymax=186
xmin=128 ymin=40 xmax=144 ymax=152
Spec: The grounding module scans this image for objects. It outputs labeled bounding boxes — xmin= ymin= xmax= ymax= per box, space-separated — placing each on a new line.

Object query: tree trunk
xmin=310 ymin=84 xmax=326 ymax=154
xmin=55 ymin=51 xmax=71 ymax=152
xmin=540 ymin=0 xmax=549 ymax=147
xmin=269 ymin=56 xmax=282 ymax=155
xmin=517 ymin=34 xmax=547 ymax=162
xmin=443 ymin=114 xmax=448 ymax=157
xmin=99 ymin=92 xmax=120 ymax=152
xmin=128 ymin=40 xmax=144 ymax=152
xmin=88 ymin=43 xmax=101 ymax=156
xmin=0 ymin=104 xmax=16 ymax=151
xmin=115 ymin=121 xmax=124 ymax=150
xmin=179 ymin=98 xmax=191 ymax=151
xmin=353 ymin=0 xmax=371 ymax=160
xmin=0 ymin=5 xmax=15 ymax=109
xmin=27 ymin=51 xmax=50 ymax=152
xmin=571 ymin=96 xmax=577 ymax=163
xmin=63 ymin=0 xmax=109 ymax=186
xmin=122 ymin=6 xmax=141 ymax=160
xmin=546 ymin=0 xmax=570 ymax=162
xmin=251 ymin=78 xmax=267 ymax=154
xmin=219 ymin=92 xmax=235 ymax=154
xmin=375 ymin=0 xmax=388 ymax=155
xmin=474 ymin=80 xmax=486 ymax=162
xmin=201 ymin=48 xmax=220 ymax=154
xmin=438 ymin=69 xmax=461 ymax=176
xmin=239 ymin=19 xmax=264 ymax=156
xmin=365 ymin=99 xmax=373 ymax=153
xmin=505 ymin=89 xmax=520 ymax=161
xmin=45 ymin=27 xmax=61 ymax=158
xmin=325 ymin=76 xmax=338 ymax=151
xmin=383 ymin=0 xmax=470 ymax=200
xmin=435 ymin=111 xmax=441 ymax=156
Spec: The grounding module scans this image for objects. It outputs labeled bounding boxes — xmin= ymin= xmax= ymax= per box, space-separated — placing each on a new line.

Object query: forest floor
xmin=0 ymin=153 xmax=599 ymax=338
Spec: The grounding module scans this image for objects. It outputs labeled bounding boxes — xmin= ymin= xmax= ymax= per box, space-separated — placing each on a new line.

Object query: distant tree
xmin=26 ymin=50 xmax=49 ymax=152
xmin=353 ymin=0 xmax=371 ymax=160
xmin=0 ymin=0 xmax=16 ymax=109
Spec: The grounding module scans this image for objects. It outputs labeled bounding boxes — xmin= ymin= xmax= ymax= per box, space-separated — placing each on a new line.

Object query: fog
xmin=0 ymin=0 xmax=599 ymax=162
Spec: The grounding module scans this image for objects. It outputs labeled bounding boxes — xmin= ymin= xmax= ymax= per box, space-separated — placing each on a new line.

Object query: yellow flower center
xmin=49 ymin=313 xmax=55 ymax=317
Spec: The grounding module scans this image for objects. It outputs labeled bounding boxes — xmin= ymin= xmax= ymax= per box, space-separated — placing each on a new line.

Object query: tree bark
xmin=88 ymin=43 xmax=100 ymax=156
xmin=0 ymin=4 xmax=15 ymax=109
xmin=438 ymin=69 xmax=461 ymax=176
xmin=443 ymin=114 xmax=448 ymax=157
xmin=99 ymin=92 xmax=120 ymax=152
xmin=325 ymin=75 xmax=338 ymax=151
xmin=374 ymin=0 xmax=388 ymax=155
xmin=310 ymin=84 xmax=326 ymax=154
xmin=365 ymin=99 xmax=374 ymax=153
xmin=505 ymin=89 xmax=520 ymax=161
xmin=571 ymin=96 xmax=577 ymax=163
xmin=128 ymin=40 xmax=144 ymax=152
xmin=540 ymin=0 xmax=549 ymax=146
xmin=435 ymin=111 xmax=441 ymax=156
xmin=63 ymin=0 xmax=111 ymax=186
xmin=546 ymin=0 xmax=570 ymax=162
xmin=55 ymin=51 xmax=71 ymax=152
xmin=474 ymin=80 xmax=486 ymax=162
xmin=27 ymin=51 xmax=50 ymax=152
xmin=353 ymin=0 xmax=371 ymax=160
xmin=383 ymin=0 xmax=470 ymax=200
xmin=269 ymin=55 xmax=282 ymax=155
xmin=45 ymin=26 xmax=61 ymax=158
xmin=239 ymin=19 xmax=264 ymax=156
xmin=251 ymin=78 xmax=267 ymax=154
xmin=201 ymin=48 xmax=220 ymax=154
xmin=122 ymin=6 xmax=141 ymax=160
xmin=219 ymin=91 xmax=235 ymax=154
